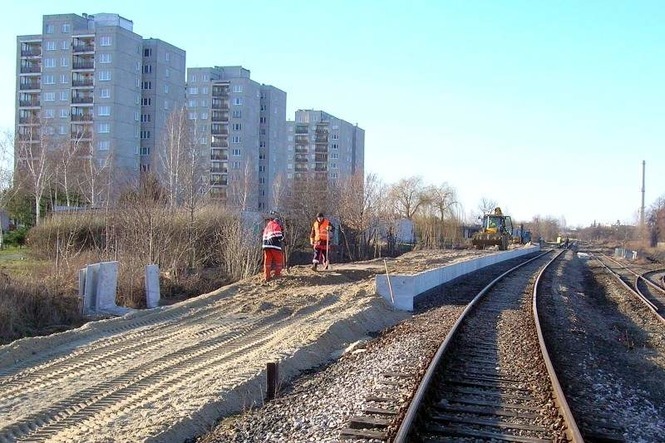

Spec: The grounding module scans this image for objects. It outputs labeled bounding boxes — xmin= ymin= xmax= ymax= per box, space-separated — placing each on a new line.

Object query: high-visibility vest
xmin=310 ymin=219 xmax=331 ymax=243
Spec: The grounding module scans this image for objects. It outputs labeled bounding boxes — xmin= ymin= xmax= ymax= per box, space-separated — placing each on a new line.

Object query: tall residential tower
xmin=15 ymin=13 xmax=185 ymax=203
xmin=186 ymin=66 xmax=286 ymax=210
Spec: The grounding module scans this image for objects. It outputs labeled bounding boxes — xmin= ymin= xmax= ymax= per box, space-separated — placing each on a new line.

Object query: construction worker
xmin=262 ymin=213 xmax=284 ymax=282
xmin=310 ymin=212 xmax=333 ymax=271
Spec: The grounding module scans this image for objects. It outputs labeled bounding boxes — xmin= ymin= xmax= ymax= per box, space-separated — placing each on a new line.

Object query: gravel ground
xmin=198 ymin=248 xmax=665 ymax=442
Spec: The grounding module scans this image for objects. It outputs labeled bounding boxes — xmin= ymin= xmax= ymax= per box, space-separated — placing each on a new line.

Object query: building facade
xmin=15 ymin=13 xmax=185 ymax=203
xmin=287 ymin=109 xmax=364 ymax=186
xmin=186 ymin=66 xmax=286 ymax=210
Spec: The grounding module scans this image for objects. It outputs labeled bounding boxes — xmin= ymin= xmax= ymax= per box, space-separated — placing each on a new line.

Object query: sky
xmin=1 ymin=0 xmax=663 ymax=228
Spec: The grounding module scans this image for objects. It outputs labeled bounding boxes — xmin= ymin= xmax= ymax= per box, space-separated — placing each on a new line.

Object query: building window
xmin=61 ymin=57 xmax=69 ymax=67
xmin=164 ymin=84 xmax=169 ymax=94
xmin=202 ymin=86 xmax=208 ymax=94
xmin=43 ymin=92 xmax=55 ymax=101
xmin=142 ymin=97 xmax=151 ymax=106
xmin=165 ymin=51 xmax=170 ymax=61
xmin=189 ymin=87 xmax=198 ymax=95
xmin=43 ymin=75 xmax=55 ymax=85
xmin=99 ymin=53 xmax=111 ymax=63
xmin=259 ymin=116 xmax=267 ymax=124
xmin=259 ymin=165 xmax=265 ymax=172
xmin=45 ymin=41 xmax=56 ymax=51
xmin=232 ymin=161 xmax=240 ymax=169
xmin=60 ymin=74 xmax=68 ymax=84
xmin=60 ymin=109 xmax=69 ymax=118
xmin=98 ymin=123 xmax=110 ymax=133
xmin=231 ymin=136 xmax=241 ymax=144
xmin=232 ymin=84 xmax=243 ymax=93
xmin=233 ymin=97 xmax=242 ymax=105
xmin=140 ymin=130 xmax=151 ymax=139
xmin=141 ymin=114 xmax=151 ymax=123
xmin=143 ymin=48 xmax=152 ymax=57
xmin=98 ymin=71 xmax=111 ymax=81
xmin=232 ymin=123 xmax=241 ymax=131
xmin=188 ymin=112 xmax=197 ymax=120
xmin=143 ymin=65 xmax=152 ymax=74
xmin=100 ymin=36 xmax=111 ymax=46
xmin=98 ymin=106 xmax=110 ymax=116
xmin=201 ymin=112 xmax=208 ymax=120
xmin=43 ymin=109 xmax=55 ymax=119
xmin=232 ymin=148 xmax=241 ymax=156
xmin=140 ymin=147 xmax=150 ymax=155
xmin=46 ymin=24 xmax=54 ymax=34
xmin=99 ymin=140 xmax=110 ymax=151
xmin=44 ymin=58 xmax=55 ymax=68
xmin=62 ymin=23 xmax=70 ymax=33
xmin=142 ymin=81 xmax=152 ymax=90
xmin=232 ymin=110 xmax=241 ymax=118
xmin=100 ymin=88 xmax=110 ymax=98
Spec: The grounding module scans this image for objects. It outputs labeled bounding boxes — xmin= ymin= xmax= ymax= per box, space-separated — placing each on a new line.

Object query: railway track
xmin=594 ymin=253 xmax=665 ymax=322
xmin=392 ymin=249 xmax=581 ymax=442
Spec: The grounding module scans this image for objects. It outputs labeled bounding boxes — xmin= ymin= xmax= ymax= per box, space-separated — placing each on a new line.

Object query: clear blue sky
xmin=2 ymin=0 xmax=663 ymax=228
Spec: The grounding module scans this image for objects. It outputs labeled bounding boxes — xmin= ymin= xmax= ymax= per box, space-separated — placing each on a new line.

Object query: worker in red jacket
xmin=309 ymin=212 xmax=333 ymax=271
xmin=262 ymin=212 xmax=284 ymax=282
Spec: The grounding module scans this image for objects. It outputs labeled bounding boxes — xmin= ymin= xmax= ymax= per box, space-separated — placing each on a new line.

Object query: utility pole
xmin=640 ymin=160 xmax=645 ymax=227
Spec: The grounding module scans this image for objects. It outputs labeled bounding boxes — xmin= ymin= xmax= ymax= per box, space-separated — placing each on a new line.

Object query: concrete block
xmin=145 ymin=264 xmax=160 ymax=308
xmin=377 ymin=245 xmax=540 ymax=311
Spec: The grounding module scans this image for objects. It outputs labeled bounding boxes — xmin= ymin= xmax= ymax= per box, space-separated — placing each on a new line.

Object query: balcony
xmin=72 ymin=61 xmax=95 ymax=70
xmin=295 ymin=146 xmax=308 ymax=154
xmin=18 ymin=116 xmax=40 ymax=125
xmin=20 ymin=65 xmax=41 ymax=74
xmin=72 ymin=95 xmax=94 ymax=104
xmin=211 ymin=140 xmax=228 ymax=148
xmin=72 ymin=44 xmax=95 ymax=53
xmin=211 ymin=99 xmax=230 ymax=110
xmin=212 ymin=86 xmax=230 ymax=97
xmin=19 ymin=82 xmax=41 ymax=91
xmin=71 ymin=114 xmax=93 ymax=122
xmin=315 ymin=146 xmax=328 ymax=153
xmin=71 ymin=131 xmax=93 ymax=140
xmin=314 ymin=165 xmax=328 ymax=172
xmin=20 ymin=48 xmax=41 ymax=57
xmin=315 ymin=137 xmax=328 ymax=143
xmin=211 ymin=111 xmax=229 ymax=122
xmin=19 ymin=99 xmax=40 ymax=107
xmin=72 ymin=78 xmax=94 ymax=88
xmin=211 ymin=127 xmax=229 ymax=136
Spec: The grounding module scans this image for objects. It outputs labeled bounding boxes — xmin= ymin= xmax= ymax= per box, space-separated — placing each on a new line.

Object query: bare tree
xmin=389 ymin=176 xmax=427 ymax=220
xmin=228 ymin=158 xmax=258 ymax=211
xmin=478 ymin=198 xmax=498 ymax=217
xmin=14 ymin=123 xmax=55 ymax=225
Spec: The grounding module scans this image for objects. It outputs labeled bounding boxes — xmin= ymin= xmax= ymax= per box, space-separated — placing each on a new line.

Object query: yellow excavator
xmin=472 ymin=207 xmax=514 ymax=251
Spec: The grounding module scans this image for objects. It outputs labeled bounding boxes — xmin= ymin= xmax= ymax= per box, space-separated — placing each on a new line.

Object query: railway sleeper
xmin=431 ymin=411 xmax=548 ymax=432
xmin=435 ymin=403 xmax=539 ymax=419
xmin=425 ymin=422 xmax=552 ymax=443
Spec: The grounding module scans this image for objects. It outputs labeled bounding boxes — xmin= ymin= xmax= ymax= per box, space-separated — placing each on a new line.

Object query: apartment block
xmin=15 ymin=13 xmax=185 ymax=202
xmin=287 ymin=110 xmax=365 ymax=185
xmin=186 ymin=66 xmax=286 ymax=210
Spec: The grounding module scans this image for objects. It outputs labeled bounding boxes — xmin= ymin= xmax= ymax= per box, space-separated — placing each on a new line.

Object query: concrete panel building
xmin=186 ymin=66 xmax=286 ymax=210
xmin=15 ymin=13 xmax=185 ymax=204
xmin=286 ymin=110 xmax=364 ymax=186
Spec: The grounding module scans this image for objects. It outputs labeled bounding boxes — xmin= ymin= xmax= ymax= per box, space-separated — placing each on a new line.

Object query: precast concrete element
xmin=80 ymin=261 xmax=120 ymax=315
xmin=145 ymin=264 xmax=160 ymax=308
xmin=376 ymin=245 xmax=540 ymax=311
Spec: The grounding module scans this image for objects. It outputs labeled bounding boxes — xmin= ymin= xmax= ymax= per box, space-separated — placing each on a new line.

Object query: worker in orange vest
xmin=309 ymin=212 xmax=333 ymax=271
xmin=262 ymin=212 xmax=284 ymax=282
